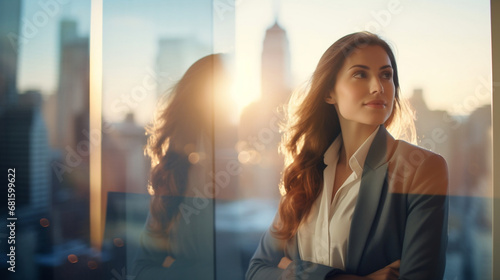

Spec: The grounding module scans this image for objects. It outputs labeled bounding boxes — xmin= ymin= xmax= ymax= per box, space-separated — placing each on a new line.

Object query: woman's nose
xmin=370 ymin=78 xmax=384 ymax=94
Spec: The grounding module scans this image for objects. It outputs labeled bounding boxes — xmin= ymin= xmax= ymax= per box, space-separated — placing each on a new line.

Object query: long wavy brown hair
xmin=144 ymin=54 xmax=224 ymax=239
xmin=273 ymin=32 xmax=415 ymax=240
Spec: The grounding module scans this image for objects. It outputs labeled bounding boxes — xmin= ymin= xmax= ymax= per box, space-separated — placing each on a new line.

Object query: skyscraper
xmin=156 ymin=37 xmax=209 ymax=99
xmin=261 ymin=20 xmax=291 ymax=106
xmin=0 ymin=91 xmax=51 ymax=213
xmin=238 ymin=20 xmax=292 ymax=199
xmin=0 ymin=0 xmax=21 ymax=112
xmin=0 ymin=0 xmax=51 ymax=221
xmin=56 ymin=19 xmax=90 ymax=149
xmin=0 ymin=90 xmax=51 ymax=280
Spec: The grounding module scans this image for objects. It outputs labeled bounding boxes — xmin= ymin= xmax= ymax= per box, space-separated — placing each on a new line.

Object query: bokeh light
xmin=113 ymin=237 xmax=124 ymax=247
xmin=68 ymin=254 xmax=78 ymax=264
xmin=40 ymin=218 xmax=50 ymax=227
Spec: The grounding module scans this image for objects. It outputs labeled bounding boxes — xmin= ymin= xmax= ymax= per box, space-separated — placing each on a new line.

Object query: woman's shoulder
xmin=391 ymin=139 xmax=447 ymax=166
xmin=388 ymin=139 xmax=448 ymax=195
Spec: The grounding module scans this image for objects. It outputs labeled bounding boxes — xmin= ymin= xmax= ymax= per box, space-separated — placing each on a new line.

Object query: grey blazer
xmin=246 ymin=126 xmax=449 ymax=280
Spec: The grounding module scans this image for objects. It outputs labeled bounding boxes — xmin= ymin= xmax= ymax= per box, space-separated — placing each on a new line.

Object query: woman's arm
xmin=276 ymin=257 xmax=401 ymax=280
xmin=245 ymin=229 xmax=287 ymax=279
xmin=246 ymin=226 xmax=344 ymax=280
xmin=327 ymin=260 xmax=400 ymax=280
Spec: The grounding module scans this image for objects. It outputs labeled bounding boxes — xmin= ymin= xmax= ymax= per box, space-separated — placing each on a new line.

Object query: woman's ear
xmin=325 ymin=92 xmax=336 ymax=104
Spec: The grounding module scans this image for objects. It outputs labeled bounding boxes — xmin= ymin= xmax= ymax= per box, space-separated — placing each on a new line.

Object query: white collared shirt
xmin=297 ymin=127 xmax=380 ymax=270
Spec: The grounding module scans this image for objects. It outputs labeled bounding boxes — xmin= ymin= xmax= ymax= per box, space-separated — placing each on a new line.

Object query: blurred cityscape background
xmin=0 ymin=0 xmax=493 ymax=279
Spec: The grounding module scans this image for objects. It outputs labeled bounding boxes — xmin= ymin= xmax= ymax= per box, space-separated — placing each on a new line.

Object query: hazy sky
xmin=17 ymin=0 xmax=90 ymax=95
xmin=17 ymin=0 xmax=491 ymax=125
xmin=233 ymin=0 xmax=491 ymax=115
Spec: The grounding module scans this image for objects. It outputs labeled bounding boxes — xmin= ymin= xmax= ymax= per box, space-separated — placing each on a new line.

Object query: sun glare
xmin=230 ymin=58 xmax=261 ymax=116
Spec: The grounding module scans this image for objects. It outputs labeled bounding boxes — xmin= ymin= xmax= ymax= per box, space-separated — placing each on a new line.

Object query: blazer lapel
xmin=346 ymin=126 xmax=390 ymax=273
xmin=287 ymin=234 xmax=302 ymax=262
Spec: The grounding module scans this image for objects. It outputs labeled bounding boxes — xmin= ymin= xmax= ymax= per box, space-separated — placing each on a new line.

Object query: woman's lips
xmin=364 ymin=100 xmax=386 ymax=109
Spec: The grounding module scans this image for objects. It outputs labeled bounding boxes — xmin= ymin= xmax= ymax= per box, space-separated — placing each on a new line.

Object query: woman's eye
xmin=353 ymin=72 xmax=366 ymax=78
xmin=381 ymin=72 xmax=393 ymax=79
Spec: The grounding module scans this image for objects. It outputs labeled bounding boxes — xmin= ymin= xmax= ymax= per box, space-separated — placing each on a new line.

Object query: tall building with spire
xmin=261 ymin=21 xmax=291 ymax=106
xmin=238 ymin=20 xmax=292 ymax=199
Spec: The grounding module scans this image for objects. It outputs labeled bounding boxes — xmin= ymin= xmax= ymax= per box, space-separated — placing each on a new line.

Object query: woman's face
xmin=326 ymin=45 xmax=395 ymax=128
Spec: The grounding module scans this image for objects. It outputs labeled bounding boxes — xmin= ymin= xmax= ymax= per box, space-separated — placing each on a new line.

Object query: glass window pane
xmin=0 ymin=1 xmax=92 ymax=280
xmin=101 ymin=1 xmax=221 ymax=280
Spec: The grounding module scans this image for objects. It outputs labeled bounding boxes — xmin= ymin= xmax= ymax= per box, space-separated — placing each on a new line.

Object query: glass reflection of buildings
xmin=409 ymin=89 xmax=492 ymax=280
xmin=56 ymin=19 xmax=90 ymax=151
xmin=0 ymin=1 xmax=51 ymax=279
xmin=155 ymin=37 xmax=208 ymax=99
xmin=1 ymin=12 xmax=102 ymax=278
xmin=42 ymin=18 xmax=95 ymax=280
xmin=0 ymin=0 xmax=20 ymax=110
xmin=102 ymin=112 xmax=149 ymax=195
xmin=52 ymin=18 xmax=90 ymax=238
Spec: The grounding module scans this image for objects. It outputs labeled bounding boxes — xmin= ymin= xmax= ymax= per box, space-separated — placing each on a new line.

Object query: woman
xmin=246 ymin=32 xmax=448 ymax=280
xmin=133 ymin=54 xmax=228 ymax=280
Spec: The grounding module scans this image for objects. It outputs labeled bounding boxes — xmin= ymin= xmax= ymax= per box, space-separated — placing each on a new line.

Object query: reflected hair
xmin=274 ymin=32 xmax=415 ymax=240
xmin=144 ymin=54 xmax=223 ymax=239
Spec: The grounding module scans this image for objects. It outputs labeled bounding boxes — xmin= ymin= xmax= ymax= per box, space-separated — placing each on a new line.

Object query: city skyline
xmin=16 ymin=0 xmax=492 ymax=126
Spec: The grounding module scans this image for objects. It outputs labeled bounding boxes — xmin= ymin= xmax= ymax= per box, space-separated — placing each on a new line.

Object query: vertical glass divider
xmin=491 ymin=0 xmax=500 ymax=278
xmin=90 ymin=0 xmax=103 ymax=252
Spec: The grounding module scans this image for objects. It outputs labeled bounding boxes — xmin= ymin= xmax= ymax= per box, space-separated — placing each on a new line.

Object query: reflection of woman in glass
xmin=134 ymin=54 xmax=226 ymax=279
xmin=247 ymin=32 xmax=448 ymax=280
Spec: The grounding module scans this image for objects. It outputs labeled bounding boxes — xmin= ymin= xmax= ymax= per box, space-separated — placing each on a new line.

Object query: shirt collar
xmin=323 ymin=126 xmax=381 ymax=177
